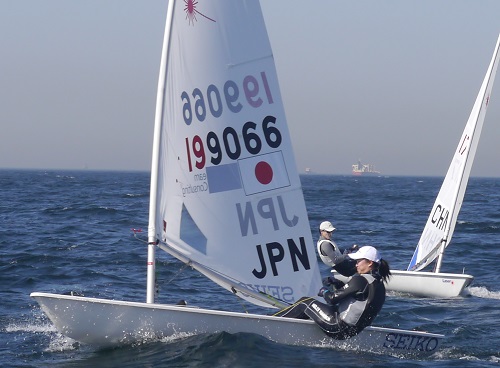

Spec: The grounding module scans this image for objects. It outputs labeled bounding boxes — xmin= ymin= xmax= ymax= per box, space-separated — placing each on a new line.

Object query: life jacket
xmin=316 ymin=238 xmax=341 ymax=267
xmin=338 ymin=273 xmax=385 ymax=330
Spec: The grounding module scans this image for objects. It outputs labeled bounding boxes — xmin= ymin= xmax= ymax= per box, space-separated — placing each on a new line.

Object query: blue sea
xmin=1 ymin=170 xmax=499 ymax=367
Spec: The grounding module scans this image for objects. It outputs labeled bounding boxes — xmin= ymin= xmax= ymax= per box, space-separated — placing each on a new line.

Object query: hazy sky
xmin=2 ymin=0 xmax=500 ymax=177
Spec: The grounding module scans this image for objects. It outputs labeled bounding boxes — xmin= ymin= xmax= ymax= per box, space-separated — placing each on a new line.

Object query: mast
xmin=146 ymin=0 xmax=176 ymax=304
xmin=433 ymin=238 xmax=447 ymax=273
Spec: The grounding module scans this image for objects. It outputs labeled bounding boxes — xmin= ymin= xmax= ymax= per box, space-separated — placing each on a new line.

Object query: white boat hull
xmin=335 ymin=270 xmax=473 ymax=298
xmin=31 ymin=292 xmax=443 ymax=358
xmin=386 ymin=270 xmax=473 ymax=297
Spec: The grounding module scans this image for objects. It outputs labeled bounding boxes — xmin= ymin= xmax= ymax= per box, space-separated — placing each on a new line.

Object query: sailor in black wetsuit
xmin=274 ymin=246 xmax=391 ymax=340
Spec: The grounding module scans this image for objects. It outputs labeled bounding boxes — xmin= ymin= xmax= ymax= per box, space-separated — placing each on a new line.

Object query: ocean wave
xmin=468 ymin=286 xmax=500 ymax=299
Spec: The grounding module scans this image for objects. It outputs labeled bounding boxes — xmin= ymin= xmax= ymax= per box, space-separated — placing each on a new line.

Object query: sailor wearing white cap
xmin=316 ymin=221 xmax=340 ymax=267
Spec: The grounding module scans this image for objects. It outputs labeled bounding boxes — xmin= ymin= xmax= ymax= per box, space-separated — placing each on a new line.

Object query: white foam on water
xmin=45 ymin=334 xmax=79 ymax=352
xmin=6 ymin=319 xmax=78 ymax=352
xmin=467 ymin=286 xmax=500 ymax=299
xmin=159 ymin=331 xmax=198 ymax=343
xmin=5 ymin=321 xmax=56 ymax=334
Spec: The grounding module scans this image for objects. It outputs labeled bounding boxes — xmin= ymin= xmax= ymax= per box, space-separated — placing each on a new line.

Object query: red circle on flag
xmin=255 ymin=161 xmax=273 ymax=185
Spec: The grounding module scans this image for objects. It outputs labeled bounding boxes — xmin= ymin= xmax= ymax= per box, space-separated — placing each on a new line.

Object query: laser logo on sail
xmin=184 ymin=0 xmax=216 ymax=25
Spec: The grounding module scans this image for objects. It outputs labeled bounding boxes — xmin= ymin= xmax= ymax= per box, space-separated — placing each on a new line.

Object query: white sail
xmin=408 ymin=35 xmax=500 ymax=272
xmin=151 ymin=0 xmax=322 ymax=306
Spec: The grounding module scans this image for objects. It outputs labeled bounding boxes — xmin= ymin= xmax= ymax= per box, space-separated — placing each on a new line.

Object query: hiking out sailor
xmin=275 ymin=246 xmax=391 ymax=340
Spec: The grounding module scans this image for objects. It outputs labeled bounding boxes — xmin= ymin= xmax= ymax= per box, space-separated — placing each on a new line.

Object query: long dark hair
xmin=375 ymin=259 xmax=391 ymax=284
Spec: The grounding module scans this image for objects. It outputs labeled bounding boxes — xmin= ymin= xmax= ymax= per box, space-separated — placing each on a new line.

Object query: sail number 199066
xmin=181 ymin=71 xmax=274 ymax=125
xmin=181 ymin=71 xmax=281 ymax=172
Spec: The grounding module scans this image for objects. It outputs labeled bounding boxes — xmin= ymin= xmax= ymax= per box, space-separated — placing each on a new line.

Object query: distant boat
xmin=352 ymin=160 xmax=380 ymax=176
xmin=385 ymin=33 xmax=500 ymax=298
xmin=305 ymin=167 xmax=311 ymax=173
xmin=339 ymin=34 xmax=500 ymax=298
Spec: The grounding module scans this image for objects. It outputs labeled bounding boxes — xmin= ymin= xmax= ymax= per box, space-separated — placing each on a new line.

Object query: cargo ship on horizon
xmin=352 ymin=160 xmax=381 ymax=176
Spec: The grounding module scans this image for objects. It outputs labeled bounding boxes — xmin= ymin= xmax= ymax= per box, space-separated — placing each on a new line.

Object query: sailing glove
xmin=317 ymin=287 xmax=330 ymax=297
xmin=343 ymin=244 xmax=359 ymax=254
xmin=322 ymin=276 xmax=336 ymax=286
xmin=323 ymin=276 xmax=344 ymax=290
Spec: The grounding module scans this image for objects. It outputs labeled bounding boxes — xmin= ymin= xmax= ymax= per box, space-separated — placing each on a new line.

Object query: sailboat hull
xmin=385 ymin=270 xmax=473 ymax=298
xmin=31 ymin=292 xmax=443 ymax=358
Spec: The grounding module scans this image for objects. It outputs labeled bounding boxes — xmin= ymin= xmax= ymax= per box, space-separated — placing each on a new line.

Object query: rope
xmin=165 ymin=262 xmax=190 ymax=284
xmin=131 ymin=228 xmax=148 ymax=243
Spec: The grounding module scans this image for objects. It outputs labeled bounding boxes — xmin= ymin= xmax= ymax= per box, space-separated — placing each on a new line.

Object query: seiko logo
xmin=383 ymin=333 xmax=439 ymax=352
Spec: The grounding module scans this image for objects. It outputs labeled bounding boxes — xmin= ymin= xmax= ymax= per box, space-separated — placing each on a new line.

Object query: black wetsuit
xmin=274 ymin=272 xmax=386 ymax=340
